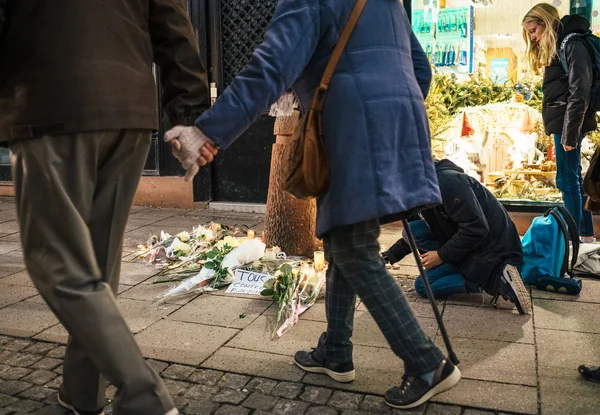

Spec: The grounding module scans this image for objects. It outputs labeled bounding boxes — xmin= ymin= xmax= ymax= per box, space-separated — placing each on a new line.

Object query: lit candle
xmin=314 ymin=251 xmax=325 ymax=272
xmin=261 ymin=231 xmax=265 ymax=241
xmin=247 ymin=229 xmax=255 ymax=239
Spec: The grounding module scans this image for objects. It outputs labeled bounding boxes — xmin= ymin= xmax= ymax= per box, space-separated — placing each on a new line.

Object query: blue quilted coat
xmin=196 ymin=0 xmax=441 ymax=237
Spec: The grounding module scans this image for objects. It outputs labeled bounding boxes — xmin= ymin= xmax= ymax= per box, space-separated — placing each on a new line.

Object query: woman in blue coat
xmin=165 ymin=0 xmax=461 ymax=408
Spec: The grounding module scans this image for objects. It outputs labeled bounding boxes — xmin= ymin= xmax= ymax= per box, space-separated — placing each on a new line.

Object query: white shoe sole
xmin=386 ymin=366 xmax=462 ymax=409
xmin=502 ymin=264 xmax=531 ymax=315
xmin=57 ymin=394 xmax=105 ymax=415
xmin=294 ymin=360 xmax=356 ymax=383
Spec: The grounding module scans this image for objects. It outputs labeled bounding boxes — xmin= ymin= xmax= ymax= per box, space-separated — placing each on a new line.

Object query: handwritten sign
xmin=226 ymin=269 xmax=273 ymax=295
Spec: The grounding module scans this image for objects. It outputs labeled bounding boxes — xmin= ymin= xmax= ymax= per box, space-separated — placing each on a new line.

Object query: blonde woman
xmin=522 ymin=3 xmax=596 ymax=242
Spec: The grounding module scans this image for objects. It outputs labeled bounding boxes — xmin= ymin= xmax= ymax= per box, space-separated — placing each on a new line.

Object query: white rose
xmin=177 ymin=231 xmax=191 ymax=242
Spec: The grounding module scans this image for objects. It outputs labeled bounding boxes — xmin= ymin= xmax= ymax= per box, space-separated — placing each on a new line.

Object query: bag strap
xmin=555 ymin=205 xmax=580 ymax=276
xmin=311 ymin=0 xmax=368 ymax=111
xmin=547 ymin=209 xmax=571 ymax=278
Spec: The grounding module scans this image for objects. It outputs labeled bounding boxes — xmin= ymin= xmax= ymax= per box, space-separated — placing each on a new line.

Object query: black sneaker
xmin=294 ymin=350 xmax=355 ymax=383
xmin=497 ymin=264 xmax=531 ymax=315
xmin=58 ymin=385 xmax=105 ymax=415
xmin=579 ymin=364 xmax=600 ymax=383
xmin=384 ymin=359 xmax=461 ymax=409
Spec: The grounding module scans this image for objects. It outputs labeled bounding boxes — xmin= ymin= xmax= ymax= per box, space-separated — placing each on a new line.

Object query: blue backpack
xmin=559 ymin=30 xmax=600 ymax=111
xmin=521 ymin=206 xmax=582 ymax=295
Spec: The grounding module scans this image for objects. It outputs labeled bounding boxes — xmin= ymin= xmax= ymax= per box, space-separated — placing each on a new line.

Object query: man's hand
xmin=563 ymin=144 xmax=576 ymax=152
xmin=420 ymin=251 xmax=443 ymax=269
xmin=164 ymin=126 xmax=219 ymax=182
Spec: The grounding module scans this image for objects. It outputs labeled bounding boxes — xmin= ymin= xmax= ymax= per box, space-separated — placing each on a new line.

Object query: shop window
xmin=411 ymin=0 xmax=596 ymax=206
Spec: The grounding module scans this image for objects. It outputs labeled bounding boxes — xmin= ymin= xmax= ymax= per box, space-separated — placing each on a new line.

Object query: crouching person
xmin=383 ymin=159 xmax=531 ymax=314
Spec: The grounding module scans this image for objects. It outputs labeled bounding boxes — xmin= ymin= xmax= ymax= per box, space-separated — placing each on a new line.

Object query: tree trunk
xmin=264 ymin=111 xmax=320 ymax=256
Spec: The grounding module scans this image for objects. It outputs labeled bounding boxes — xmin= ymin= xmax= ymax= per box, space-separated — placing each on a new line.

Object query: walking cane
xmin=402 ymin=219 xmax=460 ymax=365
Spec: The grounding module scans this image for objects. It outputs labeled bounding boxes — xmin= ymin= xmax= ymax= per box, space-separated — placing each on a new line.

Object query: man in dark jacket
xmin=383 ymin=159 xmax=531 ymax=314
xmin=0 ymin=1 xmax=209 ymax=414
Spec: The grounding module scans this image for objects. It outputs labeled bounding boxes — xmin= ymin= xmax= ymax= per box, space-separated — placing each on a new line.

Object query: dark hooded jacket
xmin=542 ymin=14 xmax=597 ymax=147
xmin=0 ymin=0 xmax=209 ymax=141
xmin=389 ymin=160 xmax=523 ymax=294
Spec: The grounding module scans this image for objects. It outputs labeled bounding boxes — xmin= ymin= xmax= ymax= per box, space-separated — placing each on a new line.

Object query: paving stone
xmin=340 ymin=411 xmax=380 ymax=415
xmin=462 ymin=410 xmax=495 ymax=415
xmin=0 ymin=284 xmax=39 ymax=309
xmin=0 ymin=300 xmax=59 ymax=337
xmin=183 ymin=384 xmax=220 ymax=402
xmin=23 ymin=342 xmax=58 ymax=356
xmin=44 ymin=376 xmax=62 ymax=390
xmin=203 ymin=347 xmax=305 ymax=382
xmin=360 ymin=395 xmax=391 ymax=413
xmin=30 ymin=404 xmax=70 ymax=414
xmin=134 ymin=320 xmax=238 ymax=365
xmin=211 ymin=388 xmax=249 ymax=405
xmin=264 ymin=382 xmax=304 ymax=401
xmin=0 ymin=380 xmax=32 ymax=395
xmin=18 ymin=385 xmax=56 ymax=401
xmin=391 ymin=406 xmax=426 ymax=415
xmin=162 ymin=364 xmax=195 ymax=381
xmin=328 ymin=391 xmax=363 ymax=410
xmin=53 ymin=365 xmax=63 ymax=375
xmin=163 ymin=379 xmax=190 ymax=397
xmin=299 ymin=386 xmax=332 ymax=405
xmin=539 ymin=365 xmax=600 ymax=415
xmin=0 ymin=366 xmax=32 ymax=380
xmin=306 ymin=406 xmax=338 ymax=415
xmin=182 ymin=400 xmax=219 ymax=415
xmin=146 ymin=359 xmax=169 ymax=374
xmin=245 ymin=377 xmax=278 ymax=394
xmin=22 ymin=370 xmax=57 ymax=386
xmin=217 ymin=373 xmax=250 ymax=390
xmin=46 ymin=346 xmax=66 ymax=359
xmin=0 ymin=393 xmax=19 ymax=407
xmin=31 ymin=357 xmax=63 ymax=371
xmin=431 ymin=379 xmax=537 ymax=414
xmin=271 ymin=398 xmax=310 ymax=415
xmin=214 ymin=404 xmax=249 ymax=415
xmin=241 ymin=392 xmax=279 ymax=411
xmin=4 ymin=338 xmax=33 ymax=351
xmin=3 ymin=398 xmax=44 ymax=412
xmin=189 ymin=369 xmax=224 ymax=386
xmin=169 ymin=295 xmax=271 ymax=329
xmin=0 ymin=366 xmax=7 ymax=375
xmin=4 ymin=352 xmax=43 ymax=367
xmin=425 ymin=403 xmax=461 ymax=415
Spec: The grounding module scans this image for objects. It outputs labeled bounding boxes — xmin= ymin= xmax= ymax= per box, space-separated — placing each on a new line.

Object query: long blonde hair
xmin=522 ymin=3 xmax=561 ymax=74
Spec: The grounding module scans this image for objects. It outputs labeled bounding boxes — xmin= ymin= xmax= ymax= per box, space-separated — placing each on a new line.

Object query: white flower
xmin=172 ymin=239 xmax=192 ymax=255
xmin=177 ymin=231 xmax=191 ymax=242
xmin=160 ymin=231 xmax=172 ymax=241
xmin=211 ymin=223 xmax=222 ymax=232
xmin=216 ymin=235 xmax=240 ymax=250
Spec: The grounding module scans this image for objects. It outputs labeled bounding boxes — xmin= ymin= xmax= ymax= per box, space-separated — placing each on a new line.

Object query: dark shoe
xmin=294 ymin=350 xmax=355 ymax=383
xmin=58 ymin=385 xmax=105 ymax=415
xmin=384 ymin=359 xmax=461 ymax=409
xmin=496 ymin=264 xmax=531 ymax=315
xmin=579 ymin=364 xmax=600 ymax=383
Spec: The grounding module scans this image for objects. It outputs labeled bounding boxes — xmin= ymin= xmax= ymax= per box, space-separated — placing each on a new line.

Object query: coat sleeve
xmin=195 ymin=0 xmax=321 ymax=149
xmin=0 ymin=0 xmax=7 ymax=36
xmin=410 ymin=31 xmax=432 ymax=99
xmin=149 ymin=0 xmax=210 ymax=126
xmin=562 ymin=39 xmax=593 ymax=147
xmin=436 ymin=175 xmax=490 ymax=263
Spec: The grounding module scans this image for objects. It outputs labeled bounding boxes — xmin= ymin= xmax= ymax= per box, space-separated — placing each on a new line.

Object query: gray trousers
xmin=10 ymin=130 xmax=173 ymax=415
xmin=317 ymin=219 xmax=445 ymax=376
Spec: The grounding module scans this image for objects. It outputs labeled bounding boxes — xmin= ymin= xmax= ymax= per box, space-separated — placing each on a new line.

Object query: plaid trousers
xmin=316 ymin=219 xmax=445 ymax=376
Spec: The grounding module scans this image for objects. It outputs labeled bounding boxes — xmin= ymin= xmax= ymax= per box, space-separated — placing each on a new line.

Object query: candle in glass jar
xmin=314 ymin=251 xmax=325 ymax=272
xmin=247 ymin=229 xmax=255 ymax=239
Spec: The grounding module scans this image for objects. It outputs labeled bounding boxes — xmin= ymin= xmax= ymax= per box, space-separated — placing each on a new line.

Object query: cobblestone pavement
xmin=0 ymin=335 xmax=516 ymax=415
xmin=0 ymin=200 xmax=599 ymax=414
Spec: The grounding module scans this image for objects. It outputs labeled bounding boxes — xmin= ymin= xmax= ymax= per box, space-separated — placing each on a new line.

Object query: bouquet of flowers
xmin=260 ymin=262 xmax=326 ymax=338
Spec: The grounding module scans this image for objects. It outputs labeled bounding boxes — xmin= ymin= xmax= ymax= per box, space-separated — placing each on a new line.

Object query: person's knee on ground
xmin=414 ymin=274 xmax=468 ymax=298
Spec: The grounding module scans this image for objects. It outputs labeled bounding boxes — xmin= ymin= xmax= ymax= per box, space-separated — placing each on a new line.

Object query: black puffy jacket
xmin=542 ymin=15 xmax=597 ymax=148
